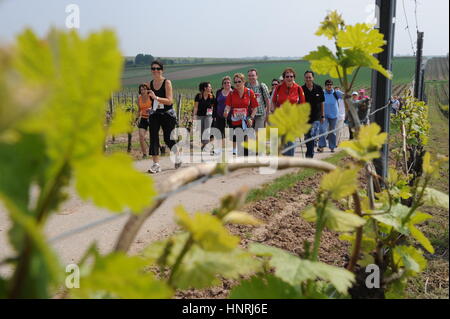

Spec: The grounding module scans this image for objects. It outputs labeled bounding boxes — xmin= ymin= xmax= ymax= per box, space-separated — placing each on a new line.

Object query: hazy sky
xmin=0 ymin=0 xmax=448 ymax=58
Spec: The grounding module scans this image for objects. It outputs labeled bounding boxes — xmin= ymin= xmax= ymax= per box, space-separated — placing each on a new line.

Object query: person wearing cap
xmin=347 ymin=91 xmax=371 ymax=139
xmin=317 ymin=79 xmax=343 ymax=153
xmin=357 ymin=88 xmax=370 ymax=125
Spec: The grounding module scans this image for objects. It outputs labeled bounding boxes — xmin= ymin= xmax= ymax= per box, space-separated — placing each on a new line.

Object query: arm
xmin=193 ymin=101 xmax=198 ymax=121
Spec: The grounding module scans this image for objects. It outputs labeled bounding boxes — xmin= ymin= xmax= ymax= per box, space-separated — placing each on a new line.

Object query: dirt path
xmin=0 ymin=145 xmax=342 ymax=276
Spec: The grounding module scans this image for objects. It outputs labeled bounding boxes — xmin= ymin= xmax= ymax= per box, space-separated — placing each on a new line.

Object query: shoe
xmin=317 ymin=147 xmax=324 ymax=153
xmin=148 ymin=163 xmax=161 ymax=174
xmin=142 ymin=154 xmax=148 ymax=159
xmin=330 ymin=148 xmax=335 ymax=153
xmin=232 ymin=149 xmax=237 ymax=156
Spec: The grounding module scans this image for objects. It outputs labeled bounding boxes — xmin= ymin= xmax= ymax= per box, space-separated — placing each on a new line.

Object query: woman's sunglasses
xmin=151 ymin=67 xmax=162 ymax=71
xmin=234 ymin=80 xmax=242 ymax=84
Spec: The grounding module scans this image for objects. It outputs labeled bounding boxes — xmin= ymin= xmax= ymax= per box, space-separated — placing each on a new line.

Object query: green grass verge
xmin=245 ymin=151 xmax=347 ymax=203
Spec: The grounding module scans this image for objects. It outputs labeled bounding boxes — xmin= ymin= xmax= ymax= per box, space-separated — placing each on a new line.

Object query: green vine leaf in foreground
xmin=371 ymin=204 xmax=434 ymax=253
xmin=229 ymin=274 xmax=304 ymax=299
xmin=144 ymin=233 xmax=262 ymax=289
xmin=72 ymin=253 xmax=173 ymax=299
xmin=249 ymin=243 xmax=355 ymax=294
xmin=8 ymin=29 xmax=157 ymax=214
xmin=393 ymin=246 xmax=427 ymax=276
xmin=340 ymin=123 xmax=387 ymax=162
xmin=304 ymin=11 xmax=392 ymax=81
xmin=320 ymin=167 xmax=359 ymax=200
xmin=302 ymin=205 xmax=366 ymax=232
xmin=267 ymin=102 xmax=311 ymax=143
xmin=175 ymin=206 xmax=240 ymax=252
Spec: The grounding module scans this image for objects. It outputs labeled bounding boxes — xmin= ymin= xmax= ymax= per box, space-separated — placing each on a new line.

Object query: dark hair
xmin=151 ymin=60 xmax=164 ymax=70
xmin=272 ymin=78 xmax=280 ymax=84
xmin=138 ymin=83 xmax=149 ymax=94
xmin=199 ymin=81 xmax=211 ymax=92
xmin=282 ymin=68 xmax=296 ymax=78
xmin=325 ymin=79 xmax=333 ymax=85
xmin=247 ymin=68 xmax=258 ymax=75
xmin=304 ymin=70 xmax=315 ymax=77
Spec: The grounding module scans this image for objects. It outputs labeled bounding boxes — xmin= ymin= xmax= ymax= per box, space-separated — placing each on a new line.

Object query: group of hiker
xmin=137 ymin=60 xmax=371 ymax=173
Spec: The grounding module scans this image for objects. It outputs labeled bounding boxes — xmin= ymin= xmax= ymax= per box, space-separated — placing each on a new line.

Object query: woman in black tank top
xmin=147 ymin=60 xmax=181 ymax=173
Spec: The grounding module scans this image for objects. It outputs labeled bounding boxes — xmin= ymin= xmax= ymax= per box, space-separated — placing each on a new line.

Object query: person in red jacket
xmin=270 ymin=68 xmax=306 ymax=156
xmin=224 ymin=73 xmax=258 ymax=156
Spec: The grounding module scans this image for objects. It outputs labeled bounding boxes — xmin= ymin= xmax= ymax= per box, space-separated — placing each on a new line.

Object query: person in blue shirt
xmin=317 ymin=79 xmax=343 ymax=153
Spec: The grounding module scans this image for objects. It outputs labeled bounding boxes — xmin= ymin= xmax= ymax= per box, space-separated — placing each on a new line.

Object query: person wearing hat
xmin=317 ymin=79 xmax=343 ymax=153
xmin=357 ymin=88 xmax=370 ymax=125
xmin=358 ymin=89 xmax=369 ymax=100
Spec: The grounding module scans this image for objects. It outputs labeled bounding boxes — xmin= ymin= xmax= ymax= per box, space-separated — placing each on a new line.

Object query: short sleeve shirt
xmin=246 ymin=81 xmax=270 ymax=116
xmin=323 ymin=89 xmax=343 ymax=119
xmin=225 ymin=87 xmax=258 ymax=126
xmin=195 ymin=93 xmax=216 ymax=116
xmin=302 ymin=83 xmax=325 ymax=123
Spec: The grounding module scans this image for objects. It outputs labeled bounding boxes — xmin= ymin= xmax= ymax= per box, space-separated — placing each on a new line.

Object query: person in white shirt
xmin=335 ymin=86 xmax=346 ymax=145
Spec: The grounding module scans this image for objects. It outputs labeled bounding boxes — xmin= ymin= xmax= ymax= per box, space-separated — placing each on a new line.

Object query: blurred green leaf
xmin=302 ymin=205 xmax=365 ymax=232
xmin=249 ymin=243 xmax=354 ymax=294
xmin=320 ymin=167 xmax=359 ymax=200
xmin=74 ymin=153 xmax=156 ymax=213
xmin=268 ymin=102 xmax=311 ymax=143
xmin=73 ymin=252 xmax=173 ymax=299
xmin=175 ymin=206 xmax=239 ymax=252
xmin=230 ymin=274 xmax=303 ymax=299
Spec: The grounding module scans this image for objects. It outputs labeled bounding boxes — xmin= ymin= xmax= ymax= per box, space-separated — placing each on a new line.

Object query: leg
xmin=327 ymin=117 xmax=337 ymax=150
xmin=138 ymin=128 xmax=148 ymax=156
xmin=305 ymin=128 xmax=314 ymax=158
xmin=161 ymin=113 xmax=177 ymax=153
xmin=318 ymin=119 xmax=329 ymax=148
xmin=148 ymin=114 xmax=162 ymax=163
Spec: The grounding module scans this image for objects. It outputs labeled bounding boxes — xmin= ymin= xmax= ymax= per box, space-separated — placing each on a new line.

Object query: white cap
xmin=352 ymin=91 xmax=358 ymax=95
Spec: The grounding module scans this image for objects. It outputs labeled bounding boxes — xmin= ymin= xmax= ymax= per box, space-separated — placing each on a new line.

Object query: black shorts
xmin=213 ymin=117 xmax=226 ymax=137
xmin=138 ymin=117 xmax=150 ymax=130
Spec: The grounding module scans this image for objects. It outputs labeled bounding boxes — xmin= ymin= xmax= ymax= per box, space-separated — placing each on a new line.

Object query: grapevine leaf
xmin=171 ymin=246 xmax=263 ymax=289
xmin=109 ymin=107 xmax=133 ymax=135
xmin=223 ymin=211 xmax=263 ymax=226
xmin=371 ymin=204 xmax=410 ymax=234
xmin=393 ymin=246 xmax=427 ymax=275
xmin=340 ymin=233 xmax=376 ymax=253
xmin=302 ymin=205 xmax=365 ymax=232
xmin=4 ymin=198 xmax=62 ymax=298
xmin=0 ymin=133 xmax=47 ymax=213
xmin=229 ymin=274 xmax=303 ymax=299
xmin=419 ymin=187 xmax=449 ymax=209
xmin=320 ymin=167 xmax=359 ymax=200
xmin=409 ymin=225 xmax=434 ymax=254
xmin=175 ymin=206 xmax=239 ymax=252
xmin=268 ymin=102 xmax=311 ymax=143
xmin=337 ymin=23 xmax=386 ymax=55
xmin=72 ymin=253 xmax=173 ymax=299
xmin=315 ymin=10 xmax=345 ymax=40
xmin=249 ymin=243 xmax=355 ymax=294
xmin=74 ymin=153 xmax=156 ymax=213
xmin=340 ymin=123 xmax=387 ymax=162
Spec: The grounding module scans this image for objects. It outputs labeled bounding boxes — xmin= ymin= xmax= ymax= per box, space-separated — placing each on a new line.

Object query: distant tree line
xmin=124 ymin=54 xmax=210 ymax=68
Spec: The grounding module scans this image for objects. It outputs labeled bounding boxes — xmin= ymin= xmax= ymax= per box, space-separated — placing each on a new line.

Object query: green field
xmin=122 ymin=57 xmax=416 ymax=91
